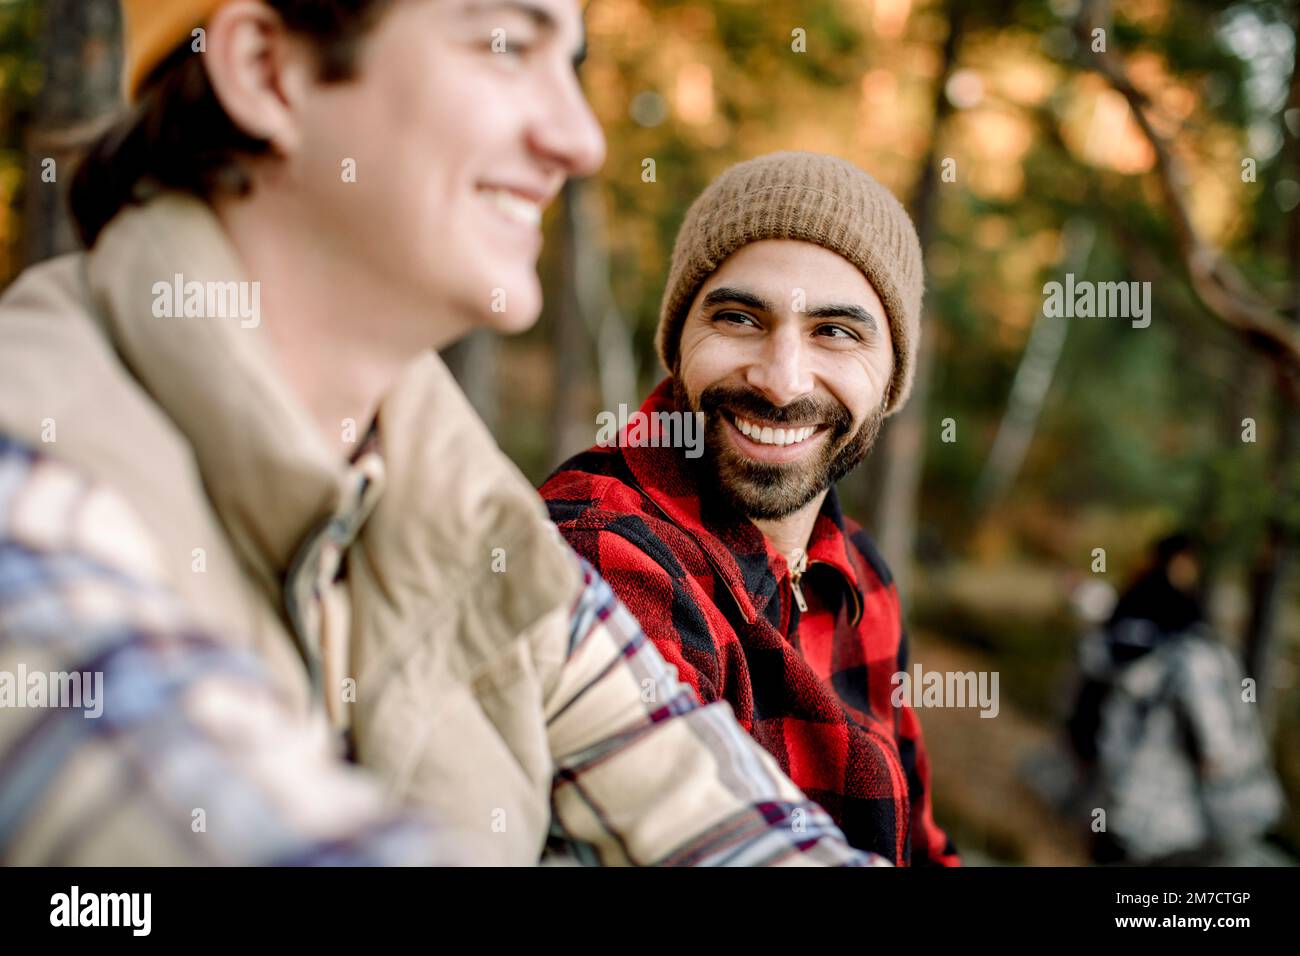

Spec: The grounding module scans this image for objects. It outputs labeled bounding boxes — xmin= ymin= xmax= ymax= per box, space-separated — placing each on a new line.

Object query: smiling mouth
xmin=476 ymin=186 xmax=543 ymax=226
xmin=728 ymin=413 xmax=823 ymax=448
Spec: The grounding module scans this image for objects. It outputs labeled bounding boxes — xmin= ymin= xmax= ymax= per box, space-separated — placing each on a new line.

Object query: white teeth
xmin=479 ymin=187 xmax=542 ymax=226
xmin=733 ymin=416 xmax=818 ymax=446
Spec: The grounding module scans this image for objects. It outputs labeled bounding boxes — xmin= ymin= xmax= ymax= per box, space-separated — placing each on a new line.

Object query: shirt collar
xmin=621 ymin=377 xmax=864 ymax=626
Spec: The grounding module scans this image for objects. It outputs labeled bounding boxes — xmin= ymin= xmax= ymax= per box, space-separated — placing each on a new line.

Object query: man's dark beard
xmin=673 ymin=378 xmax=885 ymax=520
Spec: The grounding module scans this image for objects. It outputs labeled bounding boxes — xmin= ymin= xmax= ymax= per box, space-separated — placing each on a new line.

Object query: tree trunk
xmin=569 ymin=177 xmax=637 ymax=411
xmin=1240 ymin=24 xmax=1300 ymax=734
xmin=549 ymin=181 xmax=593 ymax=468
xmin=873 ymin=326 xmax=936 ymax=606
xmin=973 ymin=219 xmax=1094 ymax=508
xmin=1241 ymin=387 xmax=1298 ymax=734
xmin=23 ymin=0 xmax=121 ymax=264
xmin=441 ymin=332 xmax=500 ymax=434
xmin=866 ymin=1 xmax=968 ymax=601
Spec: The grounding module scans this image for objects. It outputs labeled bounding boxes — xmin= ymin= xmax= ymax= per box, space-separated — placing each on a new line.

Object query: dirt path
xmin=910 ymin=630 xmax=1091 ymax=865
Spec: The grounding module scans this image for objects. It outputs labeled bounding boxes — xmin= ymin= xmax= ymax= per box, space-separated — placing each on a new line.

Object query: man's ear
xmin=202 ymin=0 xmax=315 ymax=156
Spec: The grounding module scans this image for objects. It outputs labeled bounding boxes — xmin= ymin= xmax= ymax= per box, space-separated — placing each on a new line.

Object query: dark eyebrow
xmin=806 ymin=303 xmax=880 ymax=335
xmin=701 ymin=287 xmax=775 ymax=314
xmin=462 ymin=0 xmax=587 ymax=66
xmin=463 ymin=0 xmax=556 ymax=28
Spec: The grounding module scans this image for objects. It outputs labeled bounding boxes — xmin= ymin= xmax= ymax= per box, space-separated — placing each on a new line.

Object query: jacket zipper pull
xmin=789 ymin=548 xmax=808 ymax=613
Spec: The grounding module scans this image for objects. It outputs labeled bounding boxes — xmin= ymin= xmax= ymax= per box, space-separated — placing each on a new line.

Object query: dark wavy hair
xmin=69 ymin=0 xmax=396 ymax=247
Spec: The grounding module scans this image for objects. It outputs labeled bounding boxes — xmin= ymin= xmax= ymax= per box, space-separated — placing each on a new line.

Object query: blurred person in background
xmin=1066 ymin=533 xmax=1284 ymax=865
xmin=0 ymin=0 xmax=882 ymax=866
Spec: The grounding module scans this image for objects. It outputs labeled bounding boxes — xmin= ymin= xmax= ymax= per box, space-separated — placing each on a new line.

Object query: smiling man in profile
xmin=0 ymin=4 xmax=880 ymax=866
xmin=542 ymin=152 xmax=959 ymax=865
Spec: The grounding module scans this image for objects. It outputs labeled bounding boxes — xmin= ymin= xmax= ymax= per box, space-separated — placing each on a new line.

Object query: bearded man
xmin=541 ymin=152 xmax=959 ymax=865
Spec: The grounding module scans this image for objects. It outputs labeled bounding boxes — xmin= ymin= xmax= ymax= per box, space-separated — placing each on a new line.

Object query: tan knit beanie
xmin=656 ymin=151 xmax=924 ymax=416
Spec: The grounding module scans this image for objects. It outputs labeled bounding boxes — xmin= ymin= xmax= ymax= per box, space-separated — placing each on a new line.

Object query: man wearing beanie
xmin=542 ymin=152 xmax=959 ymax=865
xmin=0 ymin=5 xmax=881 ymax=866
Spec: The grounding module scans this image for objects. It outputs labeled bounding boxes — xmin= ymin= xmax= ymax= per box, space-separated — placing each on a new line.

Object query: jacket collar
xmin=621 ymin=377 xmax=864 ymax=626
xmin=83 ymin=193 xmax=368 ymax=600
xmin=82 ymin=193 xmax=578 ymax=666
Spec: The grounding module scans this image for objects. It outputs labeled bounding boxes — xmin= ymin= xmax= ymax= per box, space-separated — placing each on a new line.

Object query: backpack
xmin=1090 ymin=625 xmax=1282 ymax=862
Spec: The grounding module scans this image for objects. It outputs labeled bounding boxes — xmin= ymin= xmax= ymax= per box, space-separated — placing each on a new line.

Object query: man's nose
xmin=744 ymin=324 xmax=814 ymax=408
xmin=531 ymin=68 xmax=607 ymax=178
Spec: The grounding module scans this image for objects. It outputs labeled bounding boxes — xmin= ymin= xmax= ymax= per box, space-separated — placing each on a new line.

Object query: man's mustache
xmin=696 ymin=384 xmax=853 ymax=436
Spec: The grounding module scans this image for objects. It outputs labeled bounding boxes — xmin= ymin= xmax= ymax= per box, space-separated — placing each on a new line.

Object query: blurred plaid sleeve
xmin=0 ymin=435 xmax=472 ymax=865
xmin=545 ymin=556 xmax=891 ymax=867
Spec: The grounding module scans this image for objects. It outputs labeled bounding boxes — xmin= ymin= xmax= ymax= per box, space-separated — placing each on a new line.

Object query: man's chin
xmin=722 ymin=485 xmax=826 ymax=521
xmin=709 ymin=453 xmax=829 ymax=520
xmin=483 ymin=309 xmax=540 ymax=336
xmin=704 ymin=423 xmax=882 ymax=520
xmin=470 ymin=277 xmax=542 ymax=336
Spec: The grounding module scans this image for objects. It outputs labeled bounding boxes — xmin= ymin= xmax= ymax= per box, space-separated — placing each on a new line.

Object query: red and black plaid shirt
xmin=541 ymin=378 xmax=959 ymax=866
